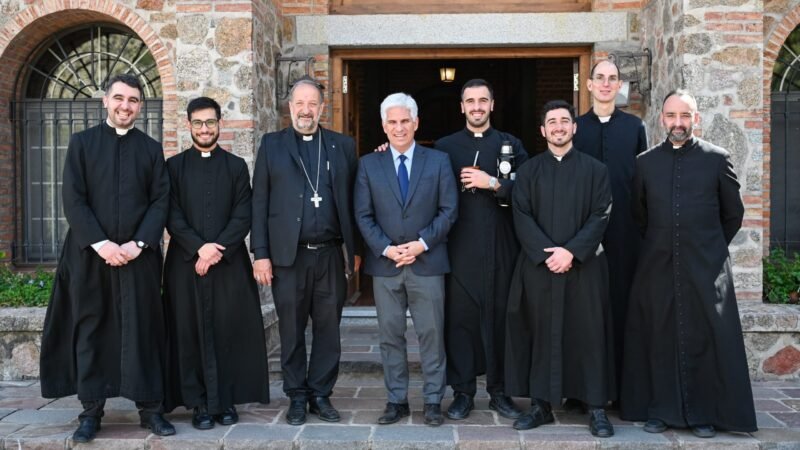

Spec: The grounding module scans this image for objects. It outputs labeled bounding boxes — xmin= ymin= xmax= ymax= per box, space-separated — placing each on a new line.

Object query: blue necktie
xmin=397 ymin=154 xmax=409 ymax=203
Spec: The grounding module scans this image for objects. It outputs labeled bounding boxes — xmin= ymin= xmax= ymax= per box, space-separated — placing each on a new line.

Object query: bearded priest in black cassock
xmin=505 ymin=100 xmax=615 ymax=438
xmin=163 ymin=97 xmax=269 ymax=430
xmin=39 ymin=74 xmax=174 ymax=443
xmin=620 ymin=90 xmax=756 ymax=438
xmin=434 ymin=79 xmax=527 ymax=421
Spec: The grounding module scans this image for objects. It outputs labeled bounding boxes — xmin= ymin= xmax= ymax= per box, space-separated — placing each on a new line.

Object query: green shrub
xmin=764 ymin=247 xmax=800 ymax=304
xmin=0 ymin=252 xmax=53 ymax=307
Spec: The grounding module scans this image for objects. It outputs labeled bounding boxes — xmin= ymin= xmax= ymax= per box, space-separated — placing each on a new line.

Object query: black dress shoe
xmin=192 ymin=405 xmax=215 ymax=430
xmin=692 ymin=424 xmax=716 ymax=438
xmin=489 ymin=394 xmax=522 ymax=419
xmin=140 ymin=413 xmax=176 ymax=436
xmin=424 ymin=403 xmax=444 ymax=427
xmin=588 ymin=408 xmax=614 ymax=438
xmin=643 ymin=418 xmax=668 ymax=433
xmin=214 ymin=406 xmax=238 ymax=425
xmin=72 ymin=417 xmax=101 ymax=443
xmin=309 ymin=396 xmax=340 ymax=422
xmin=286 ymin=397 xmax=307 ymax=425
xmin=513 ymin=399 xmax=554 ymax=430
xmin=378 ymin=402 xmax=410 ymax=424
xmin=447 ymin=392 xmax=474 ymax=420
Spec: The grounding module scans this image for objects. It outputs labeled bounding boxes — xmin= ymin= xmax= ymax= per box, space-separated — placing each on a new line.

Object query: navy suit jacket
xmin=251 ymin=126 xmax=359 ymax=271
xmin=355 ymin=144 xmax=458 ymax=277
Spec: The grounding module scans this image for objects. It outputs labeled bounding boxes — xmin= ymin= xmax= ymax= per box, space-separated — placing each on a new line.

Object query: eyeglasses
xmin=190 ymin=119 xmax=219 ymax=129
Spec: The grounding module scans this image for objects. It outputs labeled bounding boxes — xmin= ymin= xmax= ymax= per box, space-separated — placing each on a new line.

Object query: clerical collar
xmin=106 ymin=118 xmax=133 ymax=136
xmin=669 ymin=136 xmax=696 ymax=150
xmin=294 ymin=129 xmax=317 ymax=142
xmin=598 ymin=116 xmax=611 ymax=123
xmin=201 ymin=151 xmax=212 ymax=158
xmin=550 ymin=147 xmax=573 ymax=161
xmin=465 ymin=127 xmax=492 ymax=139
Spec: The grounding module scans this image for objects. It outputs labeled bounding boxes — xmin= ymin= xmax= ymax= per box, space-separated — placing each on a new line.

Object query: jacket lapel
xmin=380 ymin=150 xmax=404 ymax=207
xmin=404 ymin=144 xmax=426 ymax=208
xmin=280 ymin=128 xmax=303 ymax=170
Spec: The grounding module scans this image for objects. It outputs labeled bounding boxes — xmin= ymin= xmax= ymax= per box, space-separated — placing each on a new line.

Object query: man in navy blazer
xmin=355 ymin=93 xmax=458 ymax=426
xmin=251 ymin=77 xmax=360 ymax=426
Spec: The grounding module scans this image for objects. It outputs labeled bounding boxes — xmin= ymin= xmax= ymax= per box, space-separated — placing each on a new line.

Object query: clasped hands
xmin=195 ymin=243 xmax=226 ymax=276
xmin=386 ymin=240 xmax=425 ymax=268
xmin=98 ymin=241 xmax=143 ymax=267
xmin=544 ymin=247 xmax=573 ymax=274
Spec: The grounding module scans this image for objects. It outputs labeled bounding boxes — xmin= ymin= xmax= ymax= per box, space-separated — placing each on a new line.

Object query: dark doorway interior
xmin=344 ymin=57 xmax=575 ymax=306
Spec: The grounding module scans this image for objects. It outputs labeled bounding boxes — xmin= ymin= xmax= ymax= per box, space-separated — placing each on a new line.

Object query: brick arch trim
xmin=763 ymin=8 xmax=800 ymax=253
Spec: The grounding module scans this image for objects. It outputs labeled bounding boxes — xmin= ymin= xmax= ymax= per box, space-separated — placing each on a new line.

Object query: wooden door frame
xmin=329 ymin=46 xmax=593 ymax=133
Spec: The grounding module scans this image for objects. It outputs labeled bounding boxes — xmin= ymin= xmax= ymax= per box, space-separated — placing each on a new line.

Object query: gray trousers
xmin=373 ymin=266 xmax=446 ymax=405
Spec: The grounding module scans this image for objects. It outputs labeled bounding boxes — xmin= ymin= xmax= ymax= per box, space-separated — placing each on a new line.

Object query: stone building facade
xmin=0 ymin=1 xmax=796 ymax=369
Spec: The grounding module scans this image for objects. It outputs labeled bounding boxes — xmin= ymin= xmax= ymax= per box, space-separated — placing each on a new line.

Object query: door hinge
xmin=342 ymin=75 xmax=348 ymax=94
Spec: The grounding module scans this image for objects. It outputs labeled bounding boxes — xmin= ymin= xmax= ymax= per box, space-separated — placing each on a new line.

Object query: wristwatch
xmin=136 ymin=240 xmax=148 ymax=249
xmin=488 ymin=177 xmax=498 ymax=189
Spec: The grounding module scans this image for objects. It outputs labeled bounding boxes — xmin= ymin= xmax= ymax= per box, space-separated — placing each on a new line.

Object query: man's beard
xmin=466 ymin=110 xmax=489 ymax=128
xmin=668 ymin=125 xmax=693 ymax=143
xmin=547 ymin=134 xmax=573 ymax=149
xmin=192 ymin=132 xmax=219 ymax=149
xmin=293 ymin=113 xmax=319 ymax=132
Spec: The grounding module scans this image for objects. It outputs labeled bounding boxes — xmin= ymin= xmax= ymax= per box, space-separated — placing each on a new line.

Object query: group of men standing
xmin=38 ymin=57 xmax=757 ymax=442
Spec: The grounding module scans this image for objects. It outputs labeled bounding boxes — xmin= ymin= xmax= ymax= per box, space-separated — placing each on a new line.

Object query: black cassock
xmin=40 ymin=123 xmax=169 ymax=401
xmin=163 ymin=147 xmax=269 ymax=414
xmin=435 ymin=128 xmax=528 ymax=391
xmin=505 ymin=149 xmax=615 ymax=407
xmin=620 ymin=137 xmax=756 ymax=432
xmin=574 ymin=109 xmax=647 ymax=381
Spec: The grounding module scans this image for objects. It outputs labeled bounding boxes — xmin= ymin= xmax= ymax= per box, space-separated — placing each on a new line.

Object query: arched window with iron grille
xmin=11 ymin=24 xmax=163 ymax=264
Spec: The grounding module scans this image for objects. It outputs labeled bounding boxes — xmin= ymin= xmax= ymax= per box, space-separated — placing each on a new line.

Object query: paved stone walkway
xmin=4 ymin=323 xmax=799 ymax=448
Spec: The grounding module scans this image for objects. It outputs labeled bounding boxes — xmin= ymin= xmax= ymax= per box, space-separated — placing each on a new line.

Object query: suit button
xmin=296 ymin=218 xmax=301 ymax=222
xmin=299 ymin=194 xmax=303 ymax=198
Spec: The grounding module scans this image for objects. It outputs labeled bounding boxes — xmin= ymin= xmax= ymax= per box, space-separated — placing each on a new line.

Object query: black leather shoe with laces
xmin=72 ymin=417 xmax=101 ymax=443
xmin=447 ymin=392 xmax=474 ymax=420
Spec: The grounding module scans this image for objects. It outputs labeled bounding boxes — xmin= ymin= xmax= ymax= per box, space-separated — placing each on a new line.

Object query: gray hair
xmin=289 ymin=77 xmax=324 ymax=103
xmin=380 ymin=93 xmax=418 ymax=123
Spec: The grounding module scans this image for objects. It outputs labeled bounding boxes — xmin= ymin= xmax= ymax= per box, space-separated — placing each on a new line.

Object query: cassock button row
xmin=299 ymin=194 xmax=303 ymax=198
xmin=297 ymin=218 xmax=301 ymax=222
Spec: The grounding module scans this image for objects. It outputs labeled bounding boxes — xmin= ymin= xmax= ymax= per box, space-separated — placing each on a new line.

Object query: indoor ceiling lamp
xmin=440 ymin=67 xmax=456 ymax=83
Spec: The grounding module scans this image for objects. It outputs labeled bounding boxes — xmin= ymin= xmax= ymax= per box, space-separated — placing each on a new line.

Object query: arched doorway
xmin=770 ymin=24 xmax=800 ymax=255
xmin=12 ymin=24 xmax=163 ymax=264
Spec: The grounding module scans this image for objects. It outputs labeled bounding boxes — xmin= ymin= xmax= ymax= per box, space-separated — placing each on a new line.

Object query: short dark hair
xmin=540 ymin=100 xmax=576 ymax=125
xmin=590 ymin=59 xmax=621 ymax=78
xmin=289 ymin=75 xmax=325 ymax=102
xmin=105 ymin=73 xmax=143 ymax=99
xmin=662 ymin=88 xmax=697 ymax=108
xmin=187 ymin=97 xmax=221 ymax=120
xmin=460 ymin=78 xmax=494 ymax=100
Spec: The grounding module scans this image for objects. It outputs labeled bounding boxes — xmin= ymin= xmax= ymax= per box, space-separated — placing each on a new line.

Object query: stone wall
xmin=639 ymin=0 xmax=764 ymax=301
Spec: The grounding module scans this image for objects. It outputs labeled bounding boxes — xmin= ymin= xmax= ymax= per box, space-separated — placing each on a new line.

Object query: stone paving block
xmin=102 ymin=411 xmax=144 ymax=424
xmin=42 ymin=397 xmax=83 ymax=409
xmin=778 ymin=388 xmax=800 ymax=398
xmin=372 ymin=425 xmax=456 ymax=450
xmin=750 ymin=428 xmax=800 ymax=449
xmin=146 ymin=423 xmax=226 ymax=450
xmin=772 ymin=411 xmax=800 ymax=427
xmin=456 ymin=425 xmax=521 ymax=449
xmin=296 ymin=424 xmax=372 ymax=450
xmin=2 ymin=409 xmax=78 ymax=424
xmin=597 ymin=425 xmax=672 ymax=449
xmin=0 ymin=381 xmax=38 ymax=388
xmin=222 ymin=424 xmax=299 ymax=449
xmin=756 ymin=411 xmax=787 ymax=428
xmin=4 ymin=423 xmax=73 ymax=449
xmin=783 ymin=399 xmax=800 ymax=411
xmin=0 ymin=396 xmax=52 ymax=409
xmin=755 ymin=399 xmax=794 ymax=412
xmin=670 ymin=428 xmax=759 ymax=449
xmin=234 ymin=409 xmax=280 ymax=425
xmin=752 ymin=387 xmax=789 ymax=399
xmin=330 ymin=387 xmax=357 ymax=398
xmin=326 ymin=397 xmax=390 ymax=410
xmin=520 ymin=426 xmax=598 ymax=450
xmin=73 ymin=423 xmax=150 ymax=449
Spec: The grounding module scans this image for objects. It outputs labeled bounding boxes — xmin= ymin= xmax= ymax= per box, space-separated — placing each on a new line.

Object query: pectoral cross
xmin=311 ymin=192 xmax=322 ymax=208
